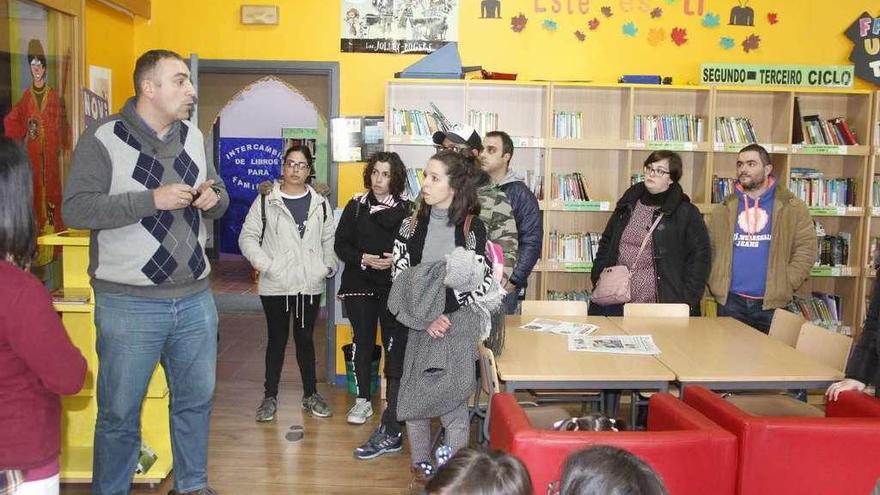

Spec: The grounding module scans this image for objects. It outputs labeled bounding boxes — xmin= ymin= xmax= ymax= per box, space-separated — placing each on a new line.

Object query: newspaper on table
xmin=521 ymin=318 xmax=599 ymax=336
xmin=567 ymin=334 xmax=661 ymax=355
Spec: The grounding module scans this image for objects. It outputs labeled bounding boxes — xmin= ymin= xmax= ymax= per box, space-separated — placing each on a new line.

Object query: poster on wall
xmin=340 ymin=0 xmax=459 ymax=54
xmin=2 ymin=1 xmax=76 ymax=274
xmin=845 ymin=12 xmax=880 ymax=86
xmin=88 ymin=65 xmax=112 ymax=110
xmin=217 ymin=137 xmax=284 ymax=254
xmin=82 ymin=87 xmax=109 ymax=128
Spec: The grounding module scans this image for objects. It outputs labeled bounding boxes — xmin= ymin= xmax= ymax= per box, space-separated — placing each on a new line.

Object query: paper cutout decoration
xmin=601 ymin=6 xmax=613 ymax=18
xmin=720 ymin=36 xmax=735 ymax=49
xmin=767 ymin=12 xmax=778 ymax=25
xmin=844 ymin=11 xmax=880 ymax=85
xmin=511 ymin=13 xmax=528 ymax=32
xmin=671 ymin=27 xmax=688 ymax=46
xmin=575 ymin=30 xmax=586 ymax=41
xmin=623 ymin=21 xmax=638 ymax=37
xmin=648 ymin=28 xmax=666 ymax=46
xmin=729 ymin=1 xmax=755 ymax=27
xmin=481 ymin=0 xmax=501 ymax=18
xmin=543 ymin=18 xmax=558 ymax=31
xmin=588 ymin=17 xmax=600 ymax=30
xmin=742 ymin=33 xmax=761 ymax=52
xmin=651 ymin=7 xmax=663 ymax=19
xmin=702 ymin=12 xmax=720 ymax=28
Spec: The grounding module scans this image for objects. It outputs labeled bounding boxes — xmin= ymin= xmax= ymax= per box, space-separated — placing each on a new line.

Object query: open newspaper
xmin=521 ymin=318 xmax=599 ymax=336
xmin=567 ymin=334 xmax=661 ymax=355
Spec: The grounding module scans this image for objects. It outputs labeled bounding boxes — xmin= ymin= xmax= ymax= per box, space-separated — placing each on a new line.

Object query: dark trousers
xmin=260 ymin=294 xmax=321 ymax=399
xmin=345 ymin=295 xmax=408 ymax=434
xmin=718 ymin=292 xmax=775 ymax=334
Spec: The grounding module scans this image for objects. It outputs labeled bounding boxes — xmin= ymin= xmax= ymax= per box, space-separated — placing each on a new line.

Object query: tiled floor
xmin=210 ymin=254 xmax=258 ymax=295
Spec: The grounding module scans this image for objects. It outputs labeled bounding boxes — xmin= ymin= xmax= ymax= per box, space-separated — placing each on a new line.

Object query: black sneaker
xmin=353 ymin=425 xmax=403 ymax=460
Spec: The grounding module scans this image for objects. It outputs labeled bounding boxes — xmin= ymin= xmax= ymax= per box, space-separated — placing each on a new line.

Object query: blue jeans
xmin=92 ymin=289 xmax=218 ymax=495
xmin=717 ymin=292 xmax=774 ymax=334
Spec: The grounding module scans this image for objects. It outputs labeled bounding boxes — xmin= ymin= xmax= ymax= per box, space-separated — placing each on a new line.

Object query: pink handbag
xmin=591 ymin=214 xmax=662 ymax=306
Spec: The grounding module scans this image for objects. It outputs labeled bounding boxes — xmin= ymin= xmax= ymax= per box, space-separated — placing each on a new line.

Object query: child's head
xmin=0 ymin=136 xmax=35 ymax=269
xmin=557 ymin=445 xmax=668 ymax=495
xmin=425 ymin=448 xmax=532 ymax=495
xmin=419 ymin=149 xmax=481 ymax=225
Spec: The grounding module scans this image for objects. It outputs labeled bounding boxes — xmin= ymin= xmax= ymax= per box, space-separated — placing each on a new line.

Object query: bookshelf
xmin=860 ymin=91 xmax=880 ymax=335
xmin=384 ymin=80 xmax=876 ymax=336
xmin=38 ymin=230 xmax=172 ymax=484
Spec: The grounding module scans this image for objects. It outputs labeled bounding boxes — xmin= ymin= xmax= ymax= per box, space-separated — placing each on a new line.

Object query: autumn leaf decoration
xmin=601 ymin=6 xmax=613 ymax=18
xmin=767 ymin=13 xmax=779 ymax=25
xmin=511 ymin=13 xmax=528 ymax=33
xmin=742 ymin=33 xmax=760 ymax=52
xmin=648 ymin=28 xmax=666 ymax=46
xmin=588 ymin=18 xmax=600 ymax=30
xmin=671 ymin=27 xmax=688 ymax=46
xmin=650 ymin=8 xmax=663 ymax=19
xmin=575 ymin=30 xmax=586 ymax=41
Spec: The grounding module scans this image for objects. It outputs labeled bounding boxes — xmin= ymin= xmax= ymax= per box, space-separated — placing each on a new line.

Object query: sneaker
xmin=346 ymin=399 xmax=374 ymax=425
xmin=353 ymin=425 xmax=403 ymax=460
xmin=168 ymin=487 xmax=218 ymax=495
xmin=302 ymin=392 xmax=332 ymax=418
xmin=255 ymin=397 xmax=277 ymax=422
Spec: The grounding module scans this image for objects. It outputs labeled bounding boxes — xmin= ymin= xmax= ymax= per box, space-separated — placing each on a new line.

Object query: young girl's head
xmin=425 ymin=448 xmax=532 ymax=495
xmin=557 ymin=446 xmax=668 ymax=495
xmin=418 ymin=149 xmax=480 ymax=225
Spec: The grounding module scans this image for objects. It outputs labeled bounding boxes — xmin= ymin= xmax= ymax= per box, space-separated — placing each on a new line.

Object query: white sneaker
xmin=347 ymin=399 xmax=374 ymax=425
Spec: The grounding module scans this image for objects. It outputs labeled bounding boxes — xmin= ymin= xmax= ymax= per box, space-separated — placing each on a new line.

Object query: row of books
xmin=633 ymin=114 xmax=705 ymax=142
xmin=404 ymin=168 xmax=425 ymax=199
xmin=547 ymin=231 xmax=602 ymax=263
xmin=869 ymin=237 xmax=880 ymax=268
xmin=872 ymin=176 xmax=880 ymax=208
xmin=550 ymin=173 xmax=590 ymax=201
xmin=792 ymin=293 xmax=850 ymax=335
xmin=799 ymin=115 xmax=859 ymax=146
xmin=712 ymin=176 xmax=735 ymax=203
xmin=788 ymin=168 xmax=857 ymax=207
xmin=714 ymin=116 xmax=758 ymax=144
xmin=467 ymin=110 xmax=499 ymax=138
xmin=553 ymin=111 xmax=584 ymax=139
xmin=390 ymin=108 xmax=447 ymax=137
xmin=524 ymin=171 xmax=545 ymax=200
xmin=815 ymin=233 xmax=851 ymax=267
xmin=547 ymin=289 xmax=591 ymax=302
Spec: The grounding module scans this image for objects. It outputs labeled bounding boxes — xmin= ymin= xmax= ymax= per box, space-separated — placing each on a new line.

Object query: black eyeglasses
xmin=643 ymin=165 xmax=670 ymax=177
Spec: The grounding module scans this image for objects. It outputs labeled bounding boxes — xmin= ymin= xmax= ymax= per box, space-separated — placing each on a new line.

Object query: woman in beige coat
xmin=239 ymin=145 xmax=337 ymax=422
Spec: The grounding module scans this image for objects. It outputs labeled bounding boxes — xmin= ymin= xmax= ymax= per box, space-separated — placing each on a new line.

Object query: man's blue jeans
xmin=717 ymin=292 xmax=774 ymax=334
xmin=92 ymin=289 xmax=218 ymax=495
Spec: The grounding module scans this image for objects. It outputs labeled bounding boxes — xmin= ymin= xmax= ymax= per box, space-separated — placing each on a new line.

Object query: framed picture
xmin=240 ymin=5 xmax=279 ymax=25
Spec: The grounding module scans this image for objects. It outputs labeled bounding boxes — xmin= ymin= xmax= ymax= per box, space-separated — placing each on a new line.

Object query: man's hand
xmin=154 ymin=183 xmax=196 ymax=210
xmin=504 ymin=281 xmax=518 ymax=294
xmin=192 ymin=179 xmax=220 ymax=211
xmin=426 ymin=314 xmax=451 ymax=339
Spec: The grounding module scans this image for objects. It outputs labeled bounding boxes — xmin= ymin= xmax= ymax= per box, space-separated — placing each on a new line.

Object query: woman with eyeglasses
xmin=588 ymin=150 xmax=710 ymax=317
xmin=239 ymin=145 xmax=338 ymax=422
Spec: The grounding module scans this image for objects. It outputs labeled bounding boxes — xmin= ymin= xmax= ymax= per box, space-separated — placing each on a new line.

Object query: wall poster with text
xmin=341 ymin=0 xmax=459 ymax=54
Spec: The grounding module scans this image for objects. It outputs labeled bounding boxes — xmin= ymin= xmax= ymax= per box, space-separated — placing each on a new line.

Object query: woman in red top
xmin=0 ymin=136 xmax=86 ymax=494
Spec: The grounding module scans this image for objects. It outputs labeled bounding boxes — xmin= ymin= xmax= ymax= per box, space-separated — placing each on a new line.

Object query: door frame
xmin=190 ymin=56 xmax=341 ymax=384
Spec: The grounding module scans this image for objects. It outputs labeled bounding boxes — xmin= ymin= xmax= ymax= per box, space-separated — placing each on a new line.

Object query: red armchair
xmin=683 ymin=385 xmax=880 ymax=495
xmin=489 ymin=392 xmax=737 ymax=495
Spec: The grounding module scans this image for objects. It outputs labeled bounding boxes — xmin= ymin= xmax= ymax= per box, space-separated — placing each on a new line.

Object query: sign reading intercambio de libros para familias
xmin=700 ymin=63 xmax=854 ymax=88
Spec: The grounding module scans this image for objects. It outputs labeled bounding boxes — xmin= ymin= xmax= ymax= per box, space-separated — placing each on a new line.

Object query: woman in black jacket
xmin=589 ymin=150 xmax=711 ymax=316
xmin=335 ymin=152 xmax=412 ymax=455
xmin=827 ymin=276 xmax=880 ymax=400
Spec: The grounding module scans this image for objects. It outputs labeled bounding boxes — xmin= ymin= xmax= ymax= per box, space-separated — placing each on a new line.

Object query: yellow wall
xmin=84 ymin=0 xmax=135 ymax=113
xmin=128 ymin=0 xmax=878 ymax=118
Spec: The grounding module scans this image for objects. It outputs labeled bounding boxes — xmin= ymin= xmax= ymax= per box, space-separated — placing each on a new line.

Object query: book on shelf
xmin=551 ymin=172 xmax=590 ymax=201
xmin=630 ymin=173 xmax=645 ymax=185
xmin=525 ymin=170 xmax=544 ymax=200
xmin=714 ymin=116 xmax=758 ymax=144
xmin=814 ymin=232 xmax=850 ymax=267
xmin=712 ymin=175 xmax=735 ymax=203
xmin=798 ymin=114 xmax=859 ymax=145
xmin=547 ymin=289 xmax=592 ymax=302
xmin=869 ymin=237 xmax=880 ymax=268
xmin=792 ymin=96 xmax=805 ymax=145
xmin=548 ymin=231 xmax=602 ymax=263
xmin=873 ymin=175 xmax=880 ymax=208
xmin=468 ymin=109 xmax=498 ymax=137
xmin=553 ymin=111 xmax=583 ymax=139
xmin=793 ymin=292 xmax=850 ymax=335
xmin=633 ymin=114 xmax=704 ymax=142
xmin=51 ymin=287 xmax=91 ymax=304
xmin=788 ymin=168 xmax=856 ymax=207
xmin=405 ymin=168 xmax=425 ymax=199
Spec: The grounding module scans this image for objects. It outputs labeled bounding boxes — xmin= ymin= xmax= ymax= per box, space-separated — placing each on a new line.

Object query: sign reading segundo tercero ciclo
xmin=700 ymin=64 xmax=854 ymax=88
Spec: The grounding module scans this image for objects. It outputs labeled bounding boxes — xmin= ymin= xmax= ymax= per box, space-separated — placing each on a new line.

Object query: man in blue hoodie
xmin=480 ymin=131 xmax=543 ymax=314
xmin=707 ymin=144 xmax=815 ymax=333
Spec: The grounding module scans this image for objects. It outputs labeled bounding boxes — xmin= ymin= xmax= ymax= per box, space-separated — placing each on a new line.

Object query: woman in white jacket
xmin=239 ymin=145 xmax=337 ymax=422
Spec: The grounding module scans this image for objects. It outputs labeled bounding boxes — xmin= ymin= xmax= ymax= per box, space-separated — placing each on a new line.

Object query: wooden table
xmin=609 ymin=316 xmax=844 ymax=395
xmin=496 ymin=316 xmax=674 ymax=394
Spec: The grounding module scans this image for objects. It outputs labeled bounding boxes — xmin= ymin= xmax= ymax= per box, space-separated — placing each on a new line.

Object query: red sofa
xmin=489 ymin=392 xmax=737 ymax=495
xmin=683 ymin=386 xmax=880 ymax=495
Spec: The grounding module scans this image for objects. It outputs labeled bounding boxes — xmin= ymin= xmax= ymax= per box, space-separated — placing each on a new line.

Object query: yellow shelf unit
xmin=38 ymin=230 xmax=171 ymax=484
xmin=384 ymin=81 xmax=876 ymax=334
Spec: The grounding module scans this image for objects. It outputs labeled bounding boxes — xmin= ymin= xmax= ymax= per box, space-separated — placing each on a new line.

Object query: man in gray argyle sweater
xmin=63 ymin=49 xmax=228 ymax=495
